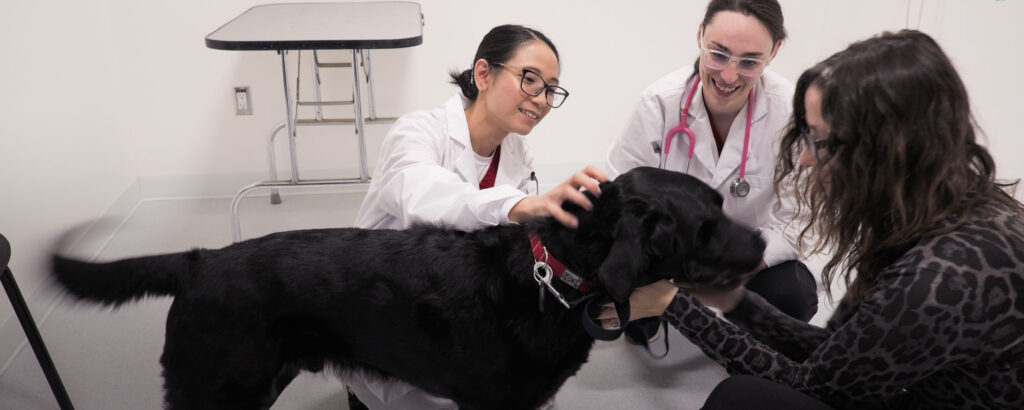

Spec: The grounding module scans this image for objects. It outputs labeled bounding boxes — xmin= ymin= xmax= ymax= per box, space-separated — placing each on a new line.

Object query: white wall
xmin=2 ymin=0 xmax=1023 ymax=364
xmin=1 ymin=0 xmax=138 ymax=353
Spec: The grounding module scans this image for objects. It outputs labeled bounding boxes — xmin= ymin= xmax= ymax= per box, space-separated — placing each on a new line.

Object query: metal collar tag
xmin=534 ymin=261 xmax=571 ymax=310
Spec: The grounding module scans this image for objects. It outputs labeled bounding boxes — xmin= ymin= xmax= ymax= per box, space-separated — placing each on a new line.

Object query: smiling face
xmin=480 ymin=40 xmax=560 ymax=136
xmin=697 ymin=11 xmax=778 ymax=117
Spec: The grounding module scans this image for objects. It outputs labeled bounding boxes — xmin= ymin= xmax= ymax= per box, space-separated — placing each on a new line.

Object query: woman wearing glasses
xmin=607 ymin=30 xmax=1024 ymax=409
xmin=606 ymin=0 xmax=817 ymax=346
xmin=350 ymin=24 xmax=604 ymax=410
xmin=355 ymin=24 xmax=603 ymax=233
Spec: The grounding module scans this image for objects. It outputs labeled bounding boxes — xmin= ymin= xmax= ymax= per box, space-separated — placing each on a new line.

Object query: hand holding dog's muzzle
xmin=676 ymin=283 xmax=747 ymax=313
xmin=596 ymin=279 xmax=679 ymax=328
xmin=676 ymin=260 xmax=764 ymax=313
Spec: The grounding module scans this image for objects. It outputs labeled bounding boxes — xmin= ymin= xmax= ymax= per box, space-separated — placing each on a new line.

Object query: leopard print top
xmin=664 ymin=199 xmax=1024 ymax=410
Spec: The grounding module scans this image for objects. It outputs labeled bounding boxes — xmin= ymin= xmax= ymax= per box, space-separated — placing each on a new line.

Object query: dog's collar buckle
xmin=534 ymin=261 xmax=571 ymax=310
xmin=528 ymin=235 xmax=594 ymax=294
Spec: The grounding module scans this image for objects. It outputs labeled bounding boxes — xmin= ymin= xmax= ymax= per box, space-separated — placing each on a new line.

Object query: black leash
xmin=631 ymin=319 xmax=671 ymax=359
xmin=576 ymin=292 xmax=671 ymax=356
xmin=579 ymin=294 xmax=631 ymax=341
xmin=538 ymin=289 xmax=630 ymax=341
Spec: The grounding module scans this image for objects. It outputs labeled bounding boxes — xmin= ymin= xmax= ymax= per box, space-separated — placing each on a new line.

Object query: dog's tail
xmin=52 ymin=250 xmax=198 ymax=306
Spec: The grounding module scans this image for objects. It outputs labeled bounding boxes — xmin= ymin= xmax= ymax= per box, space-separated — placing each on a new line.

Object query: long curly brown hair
xmin=775 ymin=30 xmax=1022 ymax=301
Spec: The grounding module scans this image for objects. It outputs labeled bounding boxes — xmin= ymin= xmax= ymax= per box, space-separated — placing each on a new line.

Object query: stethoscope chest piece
xmin=730 ymin=178 xmax=750 ymax=198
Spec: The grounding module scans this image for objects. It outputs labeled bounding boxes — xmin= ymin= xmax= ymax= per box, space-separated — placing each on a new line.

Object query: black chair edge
xmin=1 ymin=233 xmax=75 ymax=410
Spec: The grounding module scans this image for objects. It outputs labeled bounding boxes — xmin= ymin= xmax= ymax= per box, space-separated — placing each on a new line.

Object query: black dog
xmin=53 ymin=167 xmax=765 ymax=410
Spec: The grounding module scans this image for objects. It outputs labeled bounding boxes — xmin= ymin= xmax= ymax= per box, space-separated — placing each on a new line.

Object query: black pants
xmin=745 ymin=260 xmax=818 ymax=322
xmin=702 ymin=375 xmax=835 ymax=410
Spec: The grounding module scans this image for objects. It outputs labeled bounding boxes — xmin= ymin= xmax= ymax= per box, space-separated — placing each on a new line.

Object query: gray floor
xmin=0 ymin=191 xmax=736 ymax=410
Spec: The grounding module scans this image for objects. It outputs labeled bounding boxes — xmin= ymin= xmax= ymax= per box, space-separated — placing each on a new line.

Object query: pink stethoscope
xmin=661 ymin=78 xmax=754 ymax=198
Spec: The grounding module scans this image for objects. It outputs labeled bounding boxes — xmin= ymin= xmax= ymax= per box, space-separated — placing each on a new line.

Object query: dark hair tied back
xmin=450 ymin=24 xmax=560 ymax=101
xmin=452 ymin=68 xmax=478 ymax=100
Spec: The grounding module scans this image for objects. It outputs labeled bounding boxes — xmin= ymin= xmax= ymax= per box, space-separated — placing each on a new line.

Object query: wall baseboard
xmin=0 ymin=180 xmax=143 ymax=376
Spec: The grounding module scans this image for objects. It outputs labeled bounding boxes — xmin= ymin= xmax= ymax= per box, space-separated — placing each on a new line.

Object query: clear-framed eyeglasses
xmin=491 ymin=62 xmax=569 ymax=108
xmin=802 ymin=129 xmax=829 ymax=163
xmin=699 ymin=33 xmax=771 ymax=78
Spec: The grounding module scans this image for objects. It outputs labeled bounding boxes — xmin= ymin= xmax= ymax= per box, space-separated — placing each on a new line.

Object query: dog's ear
xmin=596 ymin=181 xmax=688 ymax=303
xmin=571 ymin=181 xmax=619 ymax=236
xmin=597 ymin=212 xmax=644 ymax=303
xmin=646 ymin=199 xmax=680 ymax=259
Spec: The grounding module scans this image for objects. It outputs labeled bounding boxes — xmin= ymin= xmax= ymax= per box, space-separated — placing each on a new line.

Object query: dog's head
xmin=564 ymin=167 xmax=766 ymax=303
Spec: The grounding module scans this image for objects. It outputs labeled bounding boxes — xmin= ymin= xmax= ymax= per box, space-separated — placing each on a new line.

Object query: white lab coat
xmin=348 ymin=93 xmax=536 ymax=409
xmin=355 ymin=94 xmax=535 ymax=231
xmin=606 ymin=68 xmax=800 ymax=267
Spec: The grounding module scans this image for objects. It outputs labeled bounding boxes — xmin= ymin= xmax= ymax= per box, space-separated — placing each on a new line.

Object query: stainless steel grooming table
xmin=205 ymin=2 xmax=423 ymax=241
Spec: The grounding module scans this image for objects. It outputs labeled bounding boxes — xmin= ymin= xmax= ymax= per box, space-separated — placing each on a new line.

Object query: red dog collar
xmin=529 ymin=235 xmax=593 ymax=293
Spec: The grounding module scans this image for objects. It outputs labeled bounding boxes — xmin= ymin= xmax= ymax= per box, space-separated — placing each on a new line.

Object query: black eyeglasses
xmin=802 ymin=129 xmax=829 ymax=163
xmin=491 ymin=62 xmax=569 ymax=108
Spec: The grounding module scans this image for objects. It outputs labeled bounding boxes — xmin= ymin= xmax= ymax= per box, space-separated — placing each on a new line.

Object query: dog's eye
xmin=696 ymin=219 xmax=719 ymax=245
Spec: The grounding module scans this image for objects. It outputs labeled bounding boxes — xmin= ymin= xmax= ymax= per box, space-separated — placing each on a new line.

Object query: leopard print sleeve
xmin=722 ymin=291 xmax=831 ymax=361
xmin=663 ymin=200 xmax=1024 ymax=409
xmin=664 ymin=292 xmax=846 ymax=404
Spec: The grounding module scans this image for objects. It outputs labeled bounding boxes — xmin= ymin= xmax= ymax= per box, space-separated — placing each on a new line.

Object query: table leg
xmin=232 ymin=48 xmax=379 ymax=241
xmin=266 ymin=121 xmax=286 ymax=204
xmin=280 ymin=50 xmax=300 ymax=184
xmin=352 ymin=49 xmax=369 ymax=183
xmin=312 ymin=51 xmax=323 ymax=121
xmin=364 ymin=50 xmax=378 ymax=121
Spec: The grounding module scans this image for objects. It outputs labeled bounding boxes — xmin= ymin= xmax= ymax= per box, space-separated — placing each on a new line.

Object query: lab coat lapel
xmin=445 ymin=95 xmax=478 ymax=184
xmin=452 ymin=143 xmax=478 ymax=185
xmin=686 ymin=87 xmax=717 ymax=179
xmin=495 ymin=140 xmax=529 ymax=187
xmin=711 ymin=82 xmax=769 ymax=188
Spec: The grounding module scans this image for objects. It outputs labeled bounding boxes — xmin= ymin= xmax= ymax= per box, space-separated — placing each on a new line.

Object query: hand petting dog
xmin=509 ymin=165 xmax=607 ymax=228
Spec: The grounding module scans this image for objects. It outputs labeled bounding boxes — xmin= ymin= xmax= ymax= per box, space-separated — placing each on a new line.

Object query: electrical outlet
xmin=234 ymin=87 xmax=252 ymax=115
